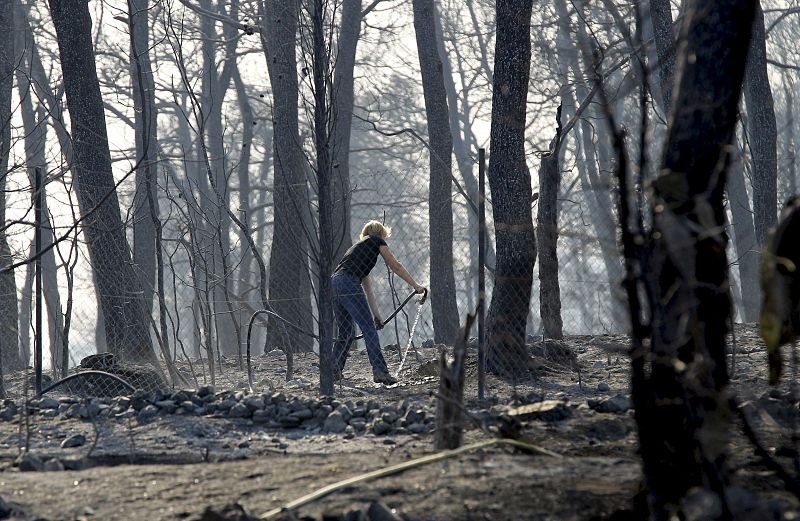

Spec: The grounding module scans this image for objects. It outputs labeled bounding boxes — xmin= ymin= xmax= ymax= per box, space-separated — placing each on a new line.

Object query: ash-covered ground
xmin=0 ymin=325 xmax=797 ymax=520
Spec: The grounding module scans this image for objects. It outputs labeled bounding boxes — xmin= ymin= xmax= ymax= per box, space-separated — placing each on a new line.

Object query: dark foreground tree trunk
xmin=485 ymin=0 xmax=536 ymax=377
xmin=412 ymin=0 xmax=459 ymax=344
xmin=48 ymin=0 xmax=155 ymax=363
xmin=630 ymin=0 xmax=757 ymax=515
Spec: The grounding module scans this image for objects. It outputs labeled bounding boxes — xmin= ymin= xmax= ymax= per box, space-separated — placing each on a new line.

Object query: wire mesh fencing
xmin=0 ymin=147 xmax=639 ymax=404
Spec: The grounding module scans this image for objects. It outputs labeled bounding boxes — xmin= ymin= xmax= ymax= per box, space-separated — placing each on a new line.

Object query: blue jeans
xmin=331 ymin=272 xmax=389 ymax=374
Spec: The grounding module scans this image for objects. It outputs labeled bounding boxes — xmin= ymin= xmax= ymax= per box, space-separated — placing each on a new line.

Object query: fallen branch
xmin=259 ymin=438 xmax=562 ymax=520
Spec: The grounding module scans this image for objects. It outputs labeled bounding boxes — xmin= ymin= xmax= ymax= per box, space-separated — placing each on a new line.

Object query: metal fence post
xmin=478 ymin=148 xmax=486 ymax=401
xmin=34 ymin=167 xmax=43 ymax=395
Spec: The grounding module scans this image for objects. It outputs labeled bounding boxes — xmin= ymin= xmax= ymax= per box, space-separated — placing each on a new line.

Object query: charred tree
xmin=311 ymin=0 xmax=335 ymax=396
xmin=622 ymin=0 xmax=757 ymax=515
xmin=0 ymin=0 xmax=20 ymax=376
xmin=330 ymin=0 xmax=361 ymax=265
xmin=412 ymin=0 xmax=459 ymax=344
xmin=485 ymin=0 xmax=536 ymax=377
xmin=649 ymin=0 xmax=677 ymax=112
xmin=744 ymin=1 xmax=777 ymax=248
xmin=129 ymin=0 xmax=158 ymax=317
xmin=435 ymin=312 xmax=476 ymax=450
xmin=536 ymin=107 xmax=564 ymax=340
xmin=48 ymin=0 xmax=156 ymax=363
xmin=727 ymin=146 xmax=760 ymax=322
xmin=262 ymin=0 xmax=313 ymax=357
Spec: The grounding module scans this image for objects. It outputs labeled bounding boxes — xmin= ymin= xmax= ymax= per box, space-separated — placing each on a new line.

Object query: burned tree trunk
xmin=129 ymin=0 xmax=158 ymax=318
xmin=48 ymin=0 xmax=155 ymax=363
xmin=330 ymin=0 xmax=361 ymax=265
xmin=0 ymin=0 xmax=19 ymax=380
xmin=311 ymin=0 xmax=335 ymax=396
xmin=744 ymin=1 xmax=778 ymax=248
xmin=649 ymin=0 xmax=677 ymax=112
xmin=625 ymin=0 xmax=757 ymax=515
xmin=262 ymin=0 xmax=313 ymax=358
xmin=412 ymin=0 xmax=459 ymax=344
xmin=485 ymin=0 xmax=536 ymax=377
xmin=537 ymin=107 xmax=564 ymax=340
xmin=435 ymin=312 xmax=476 ymax=450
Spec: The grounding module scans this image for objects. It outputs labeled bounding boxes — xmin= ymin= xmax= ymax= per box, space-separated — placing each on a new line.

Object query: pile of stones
xmin=0 ymin=387 xmax=436 ymax=438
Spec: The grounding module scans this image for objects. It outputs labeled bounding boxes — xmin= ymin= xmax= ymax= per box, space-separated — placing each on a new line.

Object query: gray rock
xmin=279 ymin=415 xmax=301 ymax=428
xmin=155 ymin=400 xmax=178 ymax=414
xmin=403 ymin=408 xmax=426 ymax=426
xmin=38 ymin=397 xmax=59 ymax=410
xmin=0 ymin=406 xmax=16 ymax=421
xmin=252 ymin=410 xmax=271 ymax=423
xmin=60 ymin=434 xmax=87 ymax=448
xmin=217 ymin=398 xmax=237 ymax=412
xmin=367 ymin=501 xmax=402 ymax=521
xmin=588 ymin=394 xmax=632 ymax=414
xmin=344 ymin=425 xmax=356 ymax=439
xmin=597 ymin=382 xmax=610 ymax=392
xmin=137 ymin=404 xmax=159 ymax=422
xmin=324 ymin=411 xmax=348 ymax=434
xmin=43 ymin=459 xmax=65 ymax=472
xmin=293 ymin=408 xmax=313 ymax=420
xmin=316 ymin=404 xmax=333 ymax=418
xmin=198 ymin=384 xmax=215 ymax=397
xmin=171 ymin=390 xmax=191 ymax=403
xmin=335 ymin=404 xmax=352 ymax=422
xmin=244 ymin=396 xmax=265 ymax=411
xmin=407 ymin=423 xmax=427 ymax=434
xmin=422 ymin=339 xmax=435 ymax=349
xmin=592 ymin=360 xmax=605 ymax=369
xmin=349 ymin=418 xmax=367 ymax=431
xmin=16 ymin=453 xmax=43 ymax=472
xmin=373 ymin=420 xmax=392 ymax=436
xmin=180 ymin=401 xmax=196 ymax=412
xmin=130 ymin=390 xmax=152 ymax=411
xmin=228 ymin=403 xmax=251 ymax=418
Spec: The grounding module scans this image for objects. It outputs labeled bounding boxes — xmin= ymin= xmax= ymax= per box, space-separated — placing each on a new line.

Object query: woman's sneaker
xmin=373 ymin=370 xmax=397 ymax=385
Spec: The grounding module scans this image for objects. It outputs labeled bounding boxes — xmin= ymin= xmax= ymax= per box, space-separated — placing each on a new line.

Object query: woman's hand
xmin=374 ymin=315 xmax=384 ymax=330
xmin=413 ymin=284 xmax=426 ymax=295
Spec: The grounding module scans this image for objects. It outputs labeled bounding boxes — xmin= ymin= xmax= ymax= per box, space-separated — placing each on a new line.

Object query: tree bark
xmin=727 ymin=145 xmax=760 ymax=322
xmin=412 ymin=0 xmax=459 ymax=344
xmin=537 ymin=110 xmax=564 ymax=340
xmin=262 ymin=0 xmax=313 ymax=357
xmin=637 ymin=0 xmax=756 ymax=513
xmin=649 ymin=0 xmax=677 ymax=112
xmin=16 ymin=56 xmax=67 ymax=374
xmin=330 ymin=0 xmax=361 ymax=265
xmin=129 ymin=0 xmax=158 ymax=318
xmin=743 ymin=1 xmax=778 ymax=247
xmin=48 ymin=0 xmax=155 ymax=363
xmin=485 ymin=0 xmax=536 ymax=377
xmin=312 ymin=0 xmax=335 ymax=396
xmin=0 ymin=0 xmax=20 ymax=378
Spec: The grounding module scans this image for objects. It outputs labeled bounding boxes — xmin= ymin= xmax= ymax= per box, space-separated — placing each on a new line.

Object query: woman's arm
xmin=379 ymin=245 xmax=425 ymax=293
xmin=361 ymin=275 xmax=383 ymax=328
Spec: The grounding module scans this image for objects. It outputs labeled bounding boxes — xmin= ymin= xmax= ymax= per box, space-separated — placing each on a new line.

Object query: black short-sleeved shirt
xmin=334 ymin=235 xmax=387 ymax=280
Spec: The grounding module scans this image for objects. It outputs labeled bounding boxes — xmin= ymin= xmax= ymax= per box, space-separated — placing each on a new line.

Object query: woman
xmin=331 ymin=220 xmax=426 ymax=384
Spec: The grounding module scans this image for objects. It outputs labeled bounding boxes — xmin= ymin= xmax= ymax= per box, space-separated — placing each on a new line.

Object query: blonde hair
xmin=360 ymin=220 xmax=391 ymax=240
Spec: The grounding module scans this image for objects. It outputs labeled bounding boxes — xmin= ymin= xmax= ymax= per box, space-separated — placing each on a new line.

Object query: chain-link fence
xmin=0 ymin=140 xmax=637 ymax=402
